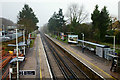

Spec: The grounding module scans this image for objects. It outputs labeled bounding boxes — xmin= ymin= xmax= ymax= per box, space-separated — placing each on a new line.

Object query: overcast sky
xmin=0 ymin=0 xmax=120 ymax=27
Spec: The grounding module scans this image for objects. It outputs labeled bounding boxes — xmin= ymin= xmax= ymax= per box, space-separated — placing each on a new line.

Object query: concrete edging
xmin=45 ymin=34 xmax=105 ymax=80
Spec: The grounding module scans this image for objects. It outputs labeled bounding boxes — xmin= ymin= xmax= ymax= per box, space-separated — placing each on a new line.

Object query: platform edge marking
xmin=57 ymin=41 xmax=116 ymax=80
xmin=40 ymin=34 xmax=53 ymax=79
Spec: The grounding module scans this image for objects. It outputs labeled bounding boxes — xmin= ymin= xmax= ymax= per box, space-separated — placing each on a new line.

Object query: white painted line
xmin=40 ymin=34 xmax=53 ymax=79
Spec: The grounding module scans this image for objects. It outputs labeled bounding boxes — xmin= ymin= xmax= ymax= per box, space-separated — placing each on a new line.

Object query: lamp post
xmin=16 ymin=29 xmax=19 ymax=80
xmin=105 ymin=35 xmax=115 ymax=52
xmin=81 ymin=33 xmax=84 ymax=53
xmin=81 ymin=33 xmax=84 ymax=46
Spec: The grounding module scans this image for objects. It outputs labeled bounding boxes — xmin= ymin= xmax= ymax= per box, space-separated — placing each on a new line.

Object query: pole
xmin=81 ymin=33 xmax=84 ymax=47
xmin=16 ymin=29 xmax=19 ymax=80
xmin=23 ymin=30 xmax=25 ymax=56
xmin=113 ymin=36 xmax=115 ymax=52
xmin=81 ymin=33 xmax=84 ymax=53
xmin=9 ymin=67 xmax=11 ymax=80
xmin=83 ymin=33 xmax=84 ymax=47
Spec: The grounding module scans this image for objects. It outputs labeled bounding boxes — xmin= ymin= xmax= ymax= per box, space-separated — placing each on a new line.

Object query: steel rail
xmin=43 ymin=34 xmax=79 ymax=80
xmin=40 ymin=35 xmax=57 ymax=80
xmin=41 ymin=33 xmax=68 ymax=80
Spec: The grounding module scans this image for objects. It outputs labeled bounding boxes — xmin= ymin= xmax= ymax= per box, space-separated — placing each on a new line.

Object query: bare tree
xmin=66 ymin=3 xmax=88 ymax=24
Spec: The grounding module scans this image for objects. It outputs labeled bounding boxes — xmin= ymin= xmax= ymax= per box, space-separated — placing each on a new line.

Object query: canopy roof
xmin=8 ymin=42 xmax=26 ymax=47
xmin=10 ymin=57 xmax=25 ymax=63
xmin=78 ymin=39 xmax=109 ymax=48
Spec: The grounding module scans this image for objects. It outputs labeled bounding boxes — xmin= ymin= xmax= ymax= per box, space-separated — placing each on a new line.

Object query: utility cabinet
xmin=96 ymin=46 xmax=110 ymax=59
xmin=96 ymin=47 xmax=103 ymax=58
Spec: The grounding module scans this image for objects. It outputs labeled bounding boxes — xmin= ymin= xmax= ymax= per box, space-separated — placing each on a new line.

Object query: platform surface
xmin=50 ymin=36 xmax=120 ymax=80
xmin=20 ymin=34 xmax=51 ymax=79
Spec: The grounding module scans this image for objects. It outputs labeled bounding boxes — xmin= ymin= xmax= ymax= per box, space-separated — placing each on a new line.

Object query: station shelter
xmin=78 ymin=39 xmax=120 ymax=72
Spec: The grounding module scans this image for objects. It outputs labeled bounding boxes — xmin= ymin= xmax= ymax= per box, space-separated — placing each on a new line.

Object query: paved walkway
xmin=20 ymin=34 xmax=51 ymax=79
xmin=48 ymin=35 xmax=120 ymax=80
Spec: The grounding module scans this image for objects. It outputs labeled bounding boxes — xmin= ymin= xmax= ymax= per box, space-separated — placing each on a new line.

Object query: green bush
xmin=116 ymin=49 xmax=120 ymax=56
xmin=30 ymin=39 xmax=35 ymax=48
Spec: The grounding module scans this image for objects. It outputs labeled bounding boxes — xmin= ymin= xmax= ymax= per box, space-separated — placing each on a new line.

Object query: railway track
xmin=41 ymin=33 xmax=90 ymax=80
xmin=41 ymin=34 xmax=64 ymax=80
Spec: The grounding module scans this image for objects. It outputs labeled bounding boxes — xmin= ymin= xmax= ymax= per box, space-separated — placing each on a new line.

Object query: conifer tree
xmin=17 ymin=4 xmax=39 ymax=32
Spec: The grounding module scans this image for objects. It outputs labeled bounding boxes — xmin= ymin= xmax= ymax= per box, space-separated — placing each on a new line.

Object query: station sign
xmin=68 ymin=35 xmax=78 ymax=44
xmin=19 ymin=70 xmax=36 ymax=75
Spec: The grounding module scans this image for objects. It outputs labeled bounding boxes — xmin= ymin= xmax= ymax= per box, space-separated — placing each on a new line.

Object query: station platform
xmin=20 ymin=34 xmax=51 ymax=79
xmin=49 ymin=36 xmax=120 ymax=80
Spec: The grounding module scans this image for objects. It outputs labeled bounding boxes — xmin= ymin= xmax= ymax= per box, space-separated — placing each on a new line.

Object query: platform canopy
xmin=78 ymin=39 xmax=109 ymax=48
xmin=8 ymin=42 xmax=26 ymax=47
xmin=9 ymin=57 xmax=25 ymax=63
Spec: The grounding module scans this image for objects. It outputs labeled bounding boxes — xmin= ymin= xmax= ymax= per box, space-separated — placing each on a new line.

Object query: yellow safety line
xmin=39 ymin=51 xmax=42 ymax=79
xmin=39 ymin=50 xmax=42 ymax=80
xmin=38 ymin=37 xmax=42 ymax=80
xmin=55 ymin=41 xmax=116 ymax=80
xmin=40 ymin=65 xmax=42 ymax=80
